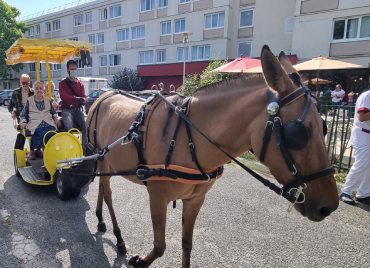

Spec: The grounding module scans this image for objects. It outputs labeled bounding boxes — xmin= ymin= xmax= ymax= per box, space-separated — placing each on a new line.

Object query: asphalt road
xmin=1 ymin=105 xmax=370 ymax=268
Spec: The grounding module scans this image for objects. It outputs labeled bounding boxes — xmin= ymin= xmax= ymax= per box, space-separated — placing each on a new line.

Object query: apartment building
xmin=2 ymin=0 xmax=301 ymax=91
xmin=291 ymin=0 xmax=370 ymax=93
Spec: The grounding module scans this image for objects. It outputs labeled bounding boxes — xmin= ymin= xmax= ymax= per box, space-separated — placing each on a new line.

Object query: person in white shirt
xmin=331 ymin=84 xmax=346 ymax=105
xmin=340 ymin=89 xmax=370 ymax=205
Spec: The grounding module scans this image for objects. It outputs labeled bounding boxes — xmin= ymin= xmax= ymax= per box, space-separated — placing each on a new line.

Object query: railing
xmin=18 ymin=0 xmax=97 ymax=21
xmin=319 ymin=105 xmax=356 ymax=173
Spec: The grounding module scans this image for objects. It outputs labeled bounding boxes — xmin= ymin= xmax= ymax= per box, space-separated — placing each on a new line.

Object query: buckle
xmin=136 ymin=169 xmax=146 ymax=180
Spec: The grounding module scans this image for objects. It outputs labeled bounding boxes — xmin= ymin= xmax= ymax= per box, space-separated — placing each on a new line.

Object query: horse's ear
xmin=261 ymin=45 xmax=294 ymax=94
xmin=278 ymin=51 xmax=301 ymax=87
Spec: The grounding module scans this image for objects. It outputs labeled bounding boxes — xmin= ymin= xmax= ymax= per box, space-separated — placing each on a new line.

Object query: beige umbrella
xmin=303 ymin=78 xmax=332 ymax=85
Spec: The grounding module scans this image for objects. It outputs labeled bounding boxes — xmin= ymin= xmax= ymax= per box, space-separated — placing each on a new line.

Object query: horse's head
xmin=254 ymin=45 xmax=339 ymax=221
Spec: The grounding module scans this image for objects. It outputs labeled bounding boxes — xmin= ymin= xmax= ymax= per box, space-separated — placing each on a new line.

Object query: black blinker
xmin=282 ymin=120 xmax=310 ymax=150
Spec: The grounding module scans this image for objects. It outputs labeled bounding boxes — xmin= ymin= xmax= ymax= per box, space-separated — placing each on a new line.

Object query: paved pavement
xmin=1 ymin=105 xmax=370 ymax=268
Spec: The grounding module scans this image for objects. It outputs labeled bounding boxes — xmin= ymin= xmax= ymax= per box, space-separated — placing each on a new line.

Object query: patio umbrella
xmin=212 ymin=56 xmax=261 ymax=73
xmin=294 ymin=56 xmax=363 ymax=91
xmin=303 ymin=78 xmax=332 ymax=85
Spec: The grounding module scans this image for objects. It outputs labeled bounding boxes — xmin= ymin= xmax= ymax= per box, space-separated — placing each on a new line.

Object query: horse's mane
xmin=193 ymin=74 xmax=265 ymax=96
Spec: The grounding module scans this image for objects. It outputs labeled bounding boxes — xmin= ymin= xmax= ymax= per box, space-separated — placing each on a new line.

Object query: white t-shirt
xmin=331 ymin=89 xmax=345 ymax=102
xmin=350 ymin=90 xmax=370 ymax=147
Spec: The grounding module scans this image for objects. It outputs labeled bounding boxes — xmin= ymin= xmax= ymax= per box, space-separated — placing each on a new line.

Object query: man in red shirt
xmin=59 ymin=60 xmax=88 ymax=149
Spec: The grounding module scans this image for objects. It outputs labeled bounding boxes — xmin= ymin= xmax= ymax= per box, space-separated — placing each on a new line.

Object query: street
xmin=1 ymin=105 xmax=370 ymax=268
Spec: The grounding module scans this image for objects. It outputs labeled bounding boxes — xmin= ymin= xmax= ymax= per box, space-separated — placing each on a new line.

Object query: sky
xmin=6 ymin=0 xmax=81 ymax=19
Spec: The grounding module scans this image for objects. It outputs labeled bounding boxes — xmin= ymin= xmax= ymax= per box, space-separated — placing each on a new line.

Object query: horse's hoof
xmin=129 ymin=255 xmax=147 ymax=268
xmin=97 ymin=222 xmax=107 ymax=232
xmin=117 ymin=242 xmax=127 ymax=255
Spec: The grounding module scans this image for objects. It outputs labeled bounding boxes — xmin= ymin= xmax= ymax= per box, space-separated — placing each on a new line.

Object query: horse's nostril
xmin=320 ymin=207 xmax=332 ymax=217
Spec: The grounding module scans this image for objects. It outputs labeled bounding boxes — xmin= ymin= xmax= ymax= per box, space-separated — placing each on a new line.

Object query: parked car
xmin=0 ymin=90 xmax=13 ymax=106
xmin=85 ymin=89 xmax=110 ymax=114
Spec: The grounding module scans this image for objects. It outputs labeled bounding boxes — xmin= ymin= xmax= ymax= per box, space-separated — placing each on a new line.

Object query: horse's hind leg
xmin=181 ymin=195 xmax=205 ymax=268
xmin=97 ymin=162 xmax=127 ymax=255
xmin=129 ymin=191 xmax=168 ymax=268
xmin=96 ymin=179 xmax=107 ymax=232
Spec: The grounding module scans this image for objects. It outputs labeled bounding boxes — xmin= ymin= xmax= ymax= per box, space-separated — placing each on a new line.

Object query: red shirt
xmin=59 ymin=78 xmax=88 ymax=109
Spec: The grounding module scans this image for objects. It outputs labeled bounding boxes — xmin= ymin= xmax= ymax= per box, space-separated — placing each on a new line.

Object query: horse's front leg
xmin=129 ymin=191 xmax=168 ymax=268
xmin=181 ymin=195 xmax=205 ymax=268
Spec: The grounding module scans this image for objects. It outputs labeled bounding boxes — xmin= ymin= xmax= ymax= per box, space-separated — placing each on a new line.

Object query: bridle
xmin=259 ymin=82 xmax=335 ymax=211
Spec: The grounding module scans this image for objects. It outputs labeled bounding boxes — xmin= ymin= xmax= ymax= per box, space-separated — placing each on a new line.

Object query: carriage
xmin=6 ymin=39 xmax=94 ymax=200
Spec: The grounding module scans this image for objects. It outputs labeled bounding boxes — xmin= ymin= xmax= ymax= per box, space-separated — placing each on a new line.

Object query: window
xmin=98 ymin=33 xmax=104 ymax=44
xmin=205 ymin=12 xmax=225 ymax=29
xmin=175 ymin=19 xmax=185 ymax=33
xmin=139 ymin=51 xmax=154 ymax=64
xmin=159 ymin=0 xmax=168 ymax=8
xmin=100 ymin=56 xmax=108 ymax=67
xmin=157 ymin=50 xmax=166 ymax=63
xmin=177 ymin=47 xmax=189 ymax=62
xmin=161 ymin=21 xmax=171 ymax=35
xmin=52 ymin=20 xmax=60 ymax=31
xmin=132 ymin=26 xmax=145 ymax=39
xmin=86 ymin=12 xmax=92 ymax=24
xmin=286 ymin=18 xmax=294 ymax=33
xmin=192 ymin=45 xmax=210 ymax=60
xmin=46 ymin=22 xmax=51 ymax=32
xmin=109 ymin=54 xmax=121 ymax=66
xmin=89 ymin=34 xmax=95 ymax=45
xmin=85 ymin=58 xmax=92 ymax=68
xmin=75 ymin=59 xmax=83 ymax=69
xmin=74 ymin=14 xmax=83 ymax=26
xmin=90 ymin=80 xmax=97 ymax=89
xmin=100 ymin=8 xmax=107 ymax=20
xmin=3 ymin=82 xmax=11 ymax=89
xmin=240 ymin=10 xmax=254 ymax=28
xmin=180 ymin=0 xmax=190 ymax=3
xmin=141 ymin=0 xmax=155 ymax=12
xmin=29 ymin=63 xmax=36 ymax=72
xmin=36 ymin=25 xmax=40 ymax=34
xmin=333 ymin=16 xmax=370 ymax=41
xmin=52 ymin=64 xmax=61 ymax=70
xmin=29 ymin=26 xmax=34 ymax=36
xmin=117 ymin=29 xmax=129 ymax=41
xmin=69 ymin=37 xmax=78 ymax=41
xmin=110 ymin=5 xmax=121 ymax=18
xmin=238 ymin=41 xmax=252 ymax=57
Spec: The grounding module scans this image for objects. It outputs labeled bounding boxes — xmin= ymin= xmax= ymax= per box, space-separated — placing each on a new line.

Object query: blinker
xmin=267 ymin=102 xmax=279 ymax=115
xmin=282 ymin=120 xmax=310 ymax=150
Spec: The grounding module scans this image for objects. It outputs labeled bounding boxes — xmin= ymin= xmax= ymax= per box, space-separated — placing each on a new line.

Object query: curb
xmin=234 ymin=157 xmax=345 ymax=195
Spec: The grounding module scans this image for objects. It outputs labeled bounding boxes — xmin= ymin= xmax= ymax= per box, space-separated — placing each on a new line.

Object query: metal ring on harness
xmin=203 ymin=173 xmax=211 ymax=183
xmin=151 ymin=85 xmax=158 ymax=93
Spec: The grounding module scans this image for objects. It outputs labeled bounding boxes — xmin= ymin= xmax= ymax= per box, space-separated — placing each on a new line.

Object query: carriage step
xmin=18 ymin=167 xmax=52 ymax=184
xmin=28 ymin=159 xmax=47 ymax=174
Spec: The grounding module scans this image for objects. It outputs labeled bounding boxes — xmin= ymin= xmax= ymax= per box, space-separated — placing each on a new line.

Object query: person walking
xmin=340 ymin=89 xmax=370 ymax=205
xmin=331 ymin=84 xmax=345 ymax=105
xmin=8 ymin=74 xmax=34 ymax=120
xmin=59 ymin=60 xmax=87 ymax=150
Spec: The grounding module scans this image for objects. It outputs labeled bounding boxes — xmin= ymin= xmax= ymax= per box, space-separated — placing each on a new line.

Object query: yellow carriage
xmin=6 ymin=38 xmax=94 ymax=200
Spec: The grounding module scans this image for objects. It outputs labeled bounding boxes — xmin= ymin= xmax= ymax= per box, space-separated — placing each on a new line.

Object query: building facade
xmin=1 ymin=0 xmax=369 ymax=92
xmin=2 ymin=0 xmax=299 ymax=91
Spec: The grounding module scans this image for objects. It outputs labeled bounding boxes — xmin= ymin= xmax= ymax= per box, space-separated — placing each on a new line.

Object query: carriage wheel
xmin=13 ymin=150 xmax=21 ymax=177
xmin=54 ymin=171 xmax=70 ymax=201
xmin=3 ymin=100 xmax=8 ymax=106
xmin=70 ymin=188 xmax=81 ymax=198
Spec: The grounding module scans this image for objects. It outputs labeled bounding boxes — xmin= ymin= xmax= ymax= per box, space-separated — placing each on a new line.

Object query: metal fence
xmin=319 ymin=105 xmax=356 ymax=173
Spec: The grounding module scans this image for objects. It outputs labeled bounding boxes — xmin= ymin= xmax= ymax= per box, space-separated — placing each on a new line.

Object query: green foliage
xmin=179 ymin=56 xmax=235 ymax=96
xmin=0 ymin=1 xmax=28 ymax=79
xmin=109 ymin=67 xmax=146 ymax=91
xmin=240 ymin=151 xmax=259 ymax=162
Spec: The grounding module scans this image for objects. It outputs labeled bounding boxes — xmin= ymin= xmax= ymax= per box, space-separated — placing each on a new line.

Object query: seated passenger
xmin=44 ymin=81 xmax=59 ymax=110
xmin=20 ymin=81 xmax=61 ymax=160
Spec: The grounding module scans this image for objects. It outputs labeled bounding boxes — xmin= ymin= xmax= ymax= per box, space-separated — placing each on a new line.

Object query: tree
xmin=0 ymin=1 xmax=28 ymax=79
xmin=109 ymin=67 xmax=146 ymax=91
xmin=180 ymin=56 xmax=235 ymax=96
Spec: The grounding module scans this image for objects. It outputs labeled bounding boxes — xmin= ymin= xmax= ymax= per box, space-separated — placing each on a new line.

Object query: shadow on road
xmin=2 ymin=174 xmax=130 ymax=267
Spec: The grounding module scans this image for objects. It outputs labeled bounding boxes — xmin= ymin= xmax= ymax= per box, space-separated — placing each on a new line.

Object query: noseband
xmin=259 ymin=82 xmax=335 ymax=210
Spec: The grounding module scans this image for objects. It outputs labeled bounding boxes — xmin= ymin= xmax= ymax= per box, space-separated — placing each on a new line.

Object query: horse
xmin=86 ymin=46 xmax=339 ymax=268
